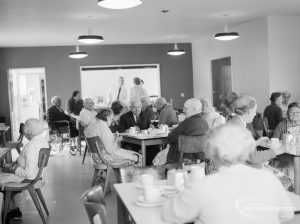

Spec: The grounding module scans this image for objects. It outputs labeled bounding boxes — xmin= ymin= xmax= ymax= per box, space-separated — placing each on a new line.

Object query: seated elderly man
xmin=47 ymin=96 xmax=78 ymax=140
xmin=0 ymin=118 xmax=49 ymax=221
xmin=163 ymin=124 xmax=294 ymax=224
xmin=119 ymin=99 xmax=145 ymax=132
xmin=167 ymin=98 xmax=209 ymax=163
xmin=155 ymin=97 xmax=178 ymax=126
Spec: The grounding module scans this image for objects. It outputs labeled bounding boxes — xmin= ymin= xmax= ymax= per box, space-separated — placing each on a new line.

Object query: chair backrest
xmin=17 ymin=123 xmax=25 ymax=143
xmin=81 ymin=185 xmax=108 ymax=224
xmin=85 ymin=136 xmax=112 ymax=166
xmin=178 ymin=135 xmax=207 ymax=164
xmin=119 ymin=163 xmax=181 ymax=183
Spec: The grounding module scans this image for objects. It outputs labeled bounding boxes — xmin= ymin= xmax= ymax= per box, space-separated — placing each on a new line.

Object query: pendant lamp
xmin=97 ymin=0 xmax=142 ymax=9
xmin=69 ymin=46 xmax=88 ymax=59
xmin=214 ymin=16 xmax=239 ymax=41
xmin=167 ymin=43 xmax=186 ymax=56
xmin=78 ymin=27 xmax=104 ymax=44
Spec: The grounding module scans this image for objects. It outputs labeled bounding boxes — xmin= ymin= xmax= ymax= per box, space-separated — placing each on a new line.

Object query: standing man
xmin=65 ymin=90 xmax=83 ymax=119
xmin=280 ymin=91 xmax=291 ymax=118
xmin=107 ymin=77 xmax=128 ymax=106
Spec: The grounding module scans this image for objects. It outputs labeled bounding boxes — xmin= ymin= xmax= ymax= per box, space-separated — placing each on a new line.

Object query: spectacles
xmin=289 ymin=112 xmax=300 ymax=116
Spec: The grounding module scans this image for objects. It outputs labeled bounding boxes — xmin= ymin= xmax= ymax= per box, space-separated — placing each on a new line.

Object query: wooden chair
xmin=2 ymin=148 xmax=50 ymax=224
xmin=5 ymin=123 xmax=24 ymax=154
xmin=86 ymin=136 xmax=131 ymax=195
xmin=119 ymin=163 xmax=181 ymax=183
xmin=85 ymin=136 xmax=108 ymax=187
xmin=178 ymin=135 xmax=207 ymax=165
xmin=81 ymin=185 xmax=108 ymax=224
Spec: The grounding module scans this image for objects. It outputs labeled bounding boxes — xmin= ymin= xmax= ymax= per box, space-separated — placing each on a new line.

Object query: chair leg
xmin=35 ymin=188 xmax=49 ymax=216
xmin=28 ymin=187 xmax=47 ymax=224
xmin=82 ymin=146 xmax=88 ymax=164
xmin=104 ymin=167 xmax=112 ymax=195
xmin=113 ymin=168 xmax=122 ymax=183
xmin=16 ymin=145 xmax=21 ymax=154
xmin=92 ymin=169 xmax=100 ymax=187
xmin=3 ymin=191 xmax=11 ymax=224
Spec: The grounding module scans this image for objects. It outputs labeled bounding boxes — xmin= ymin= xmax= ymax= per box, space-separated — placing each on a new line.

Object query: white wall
xmin=192 ymin=18 xmax=270 ymax=112
xmin=268 ymin=16 xmax=300 ymax=103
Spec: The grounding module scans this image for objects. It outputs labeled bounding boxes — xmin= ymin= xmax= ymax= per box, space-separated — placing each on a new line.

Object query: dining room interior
xmin=1 ymin=0 xmax=300 ymax=224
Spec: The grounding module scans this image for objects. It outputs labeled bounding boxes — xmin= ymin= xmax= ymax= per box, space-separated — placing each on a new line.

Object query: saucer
xmin=134 ymin=183 xmax=156 ymax=189
xmin=160 ymin=186 xmax=182 ymax=197
xmin=135 ymin=195 xmax=166 ymax=207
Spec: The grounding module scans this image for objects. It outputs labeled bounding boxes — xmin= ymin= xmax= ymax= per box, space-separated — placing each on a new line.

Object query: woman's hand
xmin=256 ymin=137 xmax=271 ymax=148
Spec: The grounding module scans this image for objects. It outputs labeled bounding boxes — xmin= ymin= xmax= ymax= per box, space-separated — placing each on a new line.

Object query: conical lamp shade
xmin=167 ymin=43 xmax=186 ymax=56
xmin=98 ymin=0 xmax=142 ymax=9
xmin=69 ymin=46 xmax=88 ymax=59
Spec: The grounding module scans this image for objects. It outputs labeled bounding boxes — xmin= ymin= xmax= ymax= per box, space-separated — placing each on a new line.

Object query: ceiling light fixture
xmin=214 ymin=15 xmax=239 ymax=41
xmin=97 ymin=0 xmax=142 ymax=9
xmin=167 ymin=43 xmax=186 ymax=56
xmin=78 ymin=27 xmax=104 ymax=44
xmin=68 ymin=46 xmax=88 ymax=59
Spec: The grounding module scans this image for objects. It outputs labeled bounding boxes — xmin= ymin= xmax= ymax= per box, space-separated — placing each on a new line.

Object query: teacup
xmin=144 ymin=186 xmax=162 ymax=203
xmin=140 ymin=174 xmax=154 ymax=188
xmin=129 ymin=127 xmax=136 ymax=135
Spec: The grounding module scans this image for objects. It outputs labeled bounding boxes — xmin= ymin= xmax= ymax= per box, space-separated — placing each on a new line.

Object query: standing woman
xmin=130 ymin=77 xmax=149 ymax=102
xmin=263 ymin=92 xmax=283 ymax=131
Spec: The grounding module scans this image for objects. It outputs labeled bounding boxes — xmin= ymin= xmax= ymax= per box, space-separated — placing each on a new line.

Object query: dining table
xmin=114 ymin=180 xmax=300 ymax=224
xmin=121 ymin=133 xmax=168 ymax=166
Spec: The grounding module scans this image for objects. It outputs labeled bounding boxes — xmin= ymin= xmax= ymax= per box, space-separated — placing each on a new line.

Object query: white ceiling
xmin=1 ymin=0 xmax=300 ymax=47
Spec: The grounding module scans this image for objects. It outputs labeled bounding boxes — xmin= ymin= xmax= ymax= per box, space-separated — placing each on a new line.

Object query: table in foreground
xmin=114 ymin=181 xmax=300 ymax=224
xmin=121 ymin=134 xmax=168 ymax=166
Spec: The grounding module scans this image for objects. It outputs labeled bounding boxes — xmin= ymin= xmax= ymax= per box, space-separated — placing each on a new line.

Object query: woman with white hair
xmin=200 ymin=98 xmax=225 ymax=129
xmin=0 ymin=118 xmax=49 ymax=221
xmin=78 ymin=98 xmax=97 ymax=128
xmin=163 ymin=124 xmax=294 ymax=224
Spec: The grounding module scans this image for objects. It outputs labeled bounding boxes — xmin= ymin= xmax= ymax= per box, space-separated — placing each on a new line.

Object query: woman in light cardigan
xmin=162 ymin=124 xmax=294 ymax=224
xmin=85 ymin=108 xmax=142 ymax=166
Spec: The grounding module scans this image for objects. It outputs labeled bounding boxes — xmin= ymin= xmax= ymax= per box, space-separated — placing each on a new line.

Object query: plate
xmin=134 ymin=195 xmax=166 ymax=207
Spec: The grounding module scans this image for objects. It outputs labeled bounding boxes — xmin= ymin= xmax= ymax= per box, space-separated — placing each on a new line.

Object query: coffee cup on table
xmin=144 ymin=186 xmax=162 ymax=203
xmin=129 ymin=127 xmax=136 ymax=135
xmin=140 ymin=174 xmax=154 ymax=188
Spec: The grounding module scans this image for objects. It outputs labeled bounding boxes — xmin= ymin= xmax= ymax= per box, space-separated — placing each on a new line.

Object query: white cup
xmin=167 ymin=169 xmax=177 ymax=186
xmin=173 ymin=172 xmax=185 ymax=188
xmin=144 ymin=186 xmax=162 ymax=203
xmin=190 ymin=166 xmax=205 ymax=181
xmin=140 ymin=174 xmax=154 ymax=188
xmin=129 ymin=127 xmax=136 ymax=135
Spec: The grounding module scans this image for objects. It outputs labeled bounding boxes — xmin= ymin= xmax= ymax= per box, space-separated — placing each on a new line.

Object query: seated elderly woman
xmin=0 ymin=118 xmax=49 ymax=220
xmin=85 ymin=108 xmax=142 ymax=166
xmin=200 ymin=98 xmax=225 ymax=129
xmin=78 ymin=98 xmax=97 ymax=128
xmin=163 ymin=124 xmax=294 ymax=224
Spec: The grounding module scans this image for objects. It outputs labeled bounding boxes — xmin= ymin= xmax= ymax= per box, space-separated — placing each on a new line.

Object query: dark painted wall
xmin=0 ymin=43 xmax=193 ymax=126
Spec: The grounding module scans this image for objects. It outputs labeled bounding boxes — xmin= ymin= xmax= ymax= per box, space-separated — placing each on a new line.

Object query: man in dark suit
xmin=167 ymin=98 xmax=209 ymax=163
xmin=47 ymin=96 xmax=78 ymax=138
xmin=119 ymin=99 xmax=144 ymax=132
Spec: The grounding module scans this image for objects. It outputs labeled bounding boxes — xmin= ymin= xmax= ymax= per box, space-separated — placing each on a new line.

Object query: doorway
xmin=211 ymin=57 xmax=232 ymax=110
xmin=8 ymin=68 xmax=47 ymax=140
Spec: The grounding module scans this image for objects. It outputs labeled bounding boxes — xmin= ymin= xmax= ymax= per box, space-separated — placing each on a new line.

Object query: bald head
xmin=24 ymin=118 xmax=45 ymax=140
xmin=155 ymin=97 xmax=166 ymax=111
xmin=183 ymin=98 xmax=202 ymax=118
xmin=51 ymin=96 xmax=62 ymax=107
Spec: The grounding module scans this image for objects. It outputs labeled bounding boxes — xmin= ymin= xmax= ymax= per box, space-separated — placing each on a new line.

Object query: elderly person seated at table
xmin=78 ymin=98 xmax=97 ymax=128
xmin=85 ymin=108 xmax=142 ymax=166
xmin=119 ymin=99 xmax=145 ymax=132
xmin=110 ymin=100 xmax=125 ymax=133
xmin=263 ymin=92 xmax=283 ymax=131
xmin=153 ymin=98 xmax=209 ymax=165
xmin=0 ymin=118 xmax=49 ymax=220
xmin=140 ymin=96 xmax=155 ymax=130
xmin=200 ymin=98 xmax=225 ymax=129
xmin=163 ymin=124 xmax=294 ymax=224
xmin=155 ymin=97 xmax=177 ymax=127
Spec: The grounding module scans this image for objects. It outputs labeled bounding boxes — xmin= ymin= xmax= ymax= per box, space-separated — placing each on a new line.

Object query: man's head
xmin=51 ymin=96 xmax=62 ymax=108
xmin=118 ymin=77 xmax=125 ymax=87
xmin=24 ymin=118 xmax=44 ymax=140
xmin=199 ymin=98 xmax=211 ymax=113
xmin=130 ymin=99 xmax=142 ymax=116
xmin=72 ymin=90 xmax=81 ymax=102
xmin=155 ymin=97 xmax=166 ymax=111
xmin=183 ymin=98 xmax=202 ymax=118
